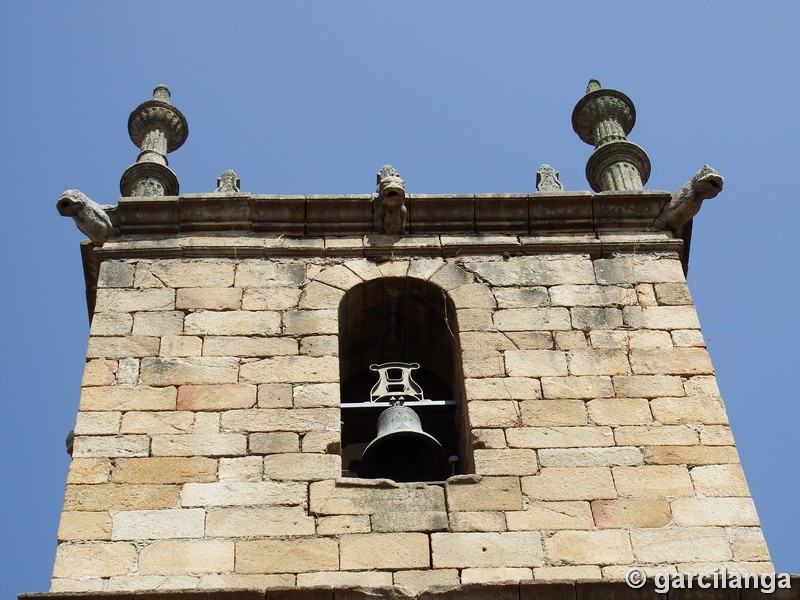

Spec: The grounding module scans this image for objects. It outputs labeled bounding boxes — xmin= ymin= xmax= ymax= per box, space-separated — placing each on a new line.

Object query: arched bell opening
xmin=338 ymin=276 xmax=466 ymax=482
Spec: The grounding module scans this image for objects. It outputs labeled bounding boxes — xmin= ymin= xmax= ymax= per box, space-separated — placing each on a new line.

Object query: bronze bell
xmin=359 ymin=404 xmax=449 ymax=482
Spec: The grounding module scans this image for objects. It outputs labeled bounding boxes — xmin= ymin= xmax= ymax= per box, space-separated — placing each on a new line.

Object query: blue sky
xmin=1 ymin=2 xmax=798 ymax=596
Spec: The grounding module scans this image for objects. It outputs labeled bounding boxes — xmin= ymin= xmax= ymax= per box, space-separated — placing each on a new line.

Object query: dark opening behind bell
xmin=359 ymin=404 xmax=449 ymax=482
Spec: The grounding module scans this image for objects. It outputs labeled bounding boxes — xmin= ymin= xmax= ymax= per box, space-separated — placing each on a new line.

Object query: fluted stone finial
xmin=536 ymin=164 xmax=564 ymax=191
xmin=119 ymin=85 xmax=189 ymax=197
xmin=572 ymin=80 xmax=650 ymax=192
xmin=216 ymin=169 xmax=241 ymax=193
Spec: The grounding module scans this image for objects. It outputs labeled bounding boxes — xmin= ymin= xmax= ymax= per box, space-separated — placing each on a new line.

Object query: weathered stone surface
xmin=206 ymin=506 xmax=315 ymax=537
xmin=81 ymin=359 xmax=118 ymax=386
xmin=138 ymin=261 xmax=235 ymax=288
xmin=132 ymin=311 xmax=184 ymax=336
xmin=474 ymin=449 xmax=538 ymax=476
xmin=518 ymin=400 xmax=587 ymax=426
xmin=465 ymin=256 xmax=595 ymax=286
xmin=257 ymin=383 xmax=293 ymax=408
xmin=240 ymin=356 xmax=339 ymax=383
xmin=684 ymin=375 xmax=721 ymax=396
xmin=623 ymin=306 xmax=700 ymax=330
xmin=521 ymin=467 xmax=616 ymax=501
xmin=627 ymin=330 xmax=672 ymax=349
xmin=505 ymin=350 xmax=568 ymax=377
xmin=176 ymin=287 xmax=242 ymax=310
xmin=184 ymin=311 xmax=281 ymax=336
xmin=393 ymin=568 xmax=460 ymax=592
xmin=139 ymin=539 xmax=234 ymax=575
xmin=236 ymin=538 xmax=339 ymax=573
xmin=586 ymin=330 xmax=628 ymax=349
xmin=644 ymin=445 xmax=740 ymax=465
xmin=431 ymin=532 xmax=544 ymax=568
xmin=471 ymin=428 xmax=508 ymax=449
xmin=72 ymin=435 xmax=149 ymax=458
xmin=505 ymin=331 xmax=555 ymax=350
xmin=429 ymin=262 xmax=474 ymax=290
xmin=218 ymin=456 xmax=262 ymax=482
xmin=549 ymin=284 xmax=635 ymax=307
xmin=177 ymin=384 xmax=257 ymax=411
xmin=298 ymin=281 xmax=345 ymax=309
xmin=221 ymin=408 xmax=338 ymax=433
xmin=140 ymin=357 xmax=239 ymax=385
xmin=467 ymin=401 xmax=520 ymax=428
xmin=449 ymin=283 xmax=497 ymax=309
xmin=461 ymin=567 xmax=533 ymax=583
xmin=199 ymin=572 xmax=295 ymax=590
xmin=456 ymin=308 xmax=494 ymax=331
xmin=671 ymin=329 xmax=706 ymax=347
xmin=160 ymin=335 xmax=203 ymax=357
xmin=203 ymin=335 xmax=298 ymax=357
xmin=120 ymin=411 xmax=193 ymax=434
xmin=263 ymin=453 xmax=341 ymax=481
xmin=249 ymin=432 xmax=300 ymax=454
xmin=293 ymin=383 xmax=340 ymax=408
xmin=52 ymin=542 xmax=137 ymax=578
xmin=586 ymin=398 xmax=652 ymax=425
xmin=567 ymin=349 xmax=629 ymax=376
xmin=671 ymin=497 xmax=760 ymax=526
xmin=64 ymin=484 xmax=179 ymax=511
xmin=649 ymin=396 xmax=728 ymax=425
xmin=181 ymin=481 xmax=306 ymax=507
xmin=194 ymin=412 xmax=220 ymax=434
xmin=614 ymin=425 xmax=698 ymax=446
xmin=115 ymin=358 xmax=140 ymax=385
xmin=629 ymin=348 xmax=713 ymax=375
xmin=449 ymin=511 xmax=507 ymax=532
xmin=58 ymin=511 xmax=112 ymax=541
xmin=97 ymin=261 xmax=135 ymax=288
xmin=466 ymin=377 xmax=541 ymax=400
xmin=86 ymin=336 xmax=160 ymax=358
xmin=299 ymin=335 xmax=339 ymax=357
xmin=538 ymin=447 xmax=643 ymax=468
xmin=506 ymin=501 xmax=593 ymax=530
xmin=591 ymin=499 xmax=671 ymax=528
xmin=691 ymin=464 xmax=750 ymax=497
xmin=297 ymin=571 xmax=393 ymax=588
xmin=112 ymin=457 xmax=217 ymax=484
xmin=535 ymin=566 xmax=602 ymax=580
xmin=341 ymin=533 xmax=430 ymax=570
xmin=284 ymin=309 xmax=338 ymax=335
xmin=310 ymin=479 xmax=446 ymax=515
xmin=67 ymin=458 xmax=110 ymax=484
xmin=151 ymin=433 xmax=247 ymax=457
xmin=507 ymin=426 xmax=614 ymax=449
xmin=728 ymin=527 xmax=771 ymax=561
xmin=95 ymin=288 xmax=175 ymax=312
xmin=494 ymin=308 xmax=571 ymax=332
xmin=630 ymin=527 xmax=732 ymax=562
xmin=545 ymin=530 xmax=634 ymax=565
xmin=315 ymin=515 xmax=371 ymax=535
xmin=73 ymin=411 xmax=121 ymax=435
xmin=594 ymin=254 xmax=685 ymax=285
xmin=234 ymin=261 xmax=306 ymax=287
xmin=654 ymin=282 xmax=692 ymax=305
xmin=371 ymin=510 xmax=449 ymax=533
xmin=541 ymin=376 xmax=614 ymax=399
xmin=553 ymin=330 xmax=587 ymax=350
xmin=242 ymin=287 xmax=302 ymax=310
xmin=613 ymin=375 xmax=685 ymax=398
xmin=111 ymin=508 xmax=205 ymax=540
xmin=462 ymin=350 xmax=506 ymax=378
xmin=613 ymin=466 xmax=694 ymax=497
xmin=90 ymin=313 xmax=134 ymax=336
xmin=571 ymin=307 xmax=623 ymax=330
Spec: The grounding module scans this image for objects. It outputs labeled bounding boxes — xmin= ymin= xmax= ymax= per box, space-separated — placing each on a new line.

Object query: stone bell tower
xmin=29 ymin=81 xmax=776 ymax=599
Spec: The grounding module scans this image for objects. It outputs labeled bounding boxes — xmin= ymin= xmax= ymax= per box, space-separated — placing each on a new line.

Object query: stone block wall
xmin=52 ymin=248 xmax=772 ymax=593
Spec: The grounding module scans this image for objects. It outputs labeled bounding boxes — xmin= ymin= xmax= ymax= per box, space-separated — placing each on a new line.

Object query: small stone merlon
xmin=536 ymin=164 xmax=564 ymax=191
xmin=56 ymin=189 xmax=113 ymax=245
xmin=373 ymin=164 xmax=407 ymax=235
xmin=652 ymin=165 xmax=724 ymax=232
xmin=216 ymin=169 xmax=241 ymax=193
xmin=572 ymin=80 xmax=651 ymax=192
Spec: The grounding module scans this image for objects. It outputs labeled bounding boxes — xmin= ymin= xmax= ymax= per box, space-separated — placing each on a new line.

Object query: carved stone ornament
xmin=56 ymin=189 xmax=113 ymax=245
xmin=374 ymin=164 xmax=407 ymax=235
xmin=572 ymin=80 xmax=651 ymax=192
xmin=652 ymin=165 xmax=724 ymax=232
xmin=216 ymin=169 xmax=241 ymax=193
xmin=536 ymin=164 xmax=564 ymax=191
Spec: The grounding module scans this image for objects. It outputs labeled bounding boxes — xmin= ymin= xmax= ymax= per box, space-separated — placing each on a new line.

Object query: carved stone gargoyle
xmin=56 ymin=189 xmax=114 ymax=246
xmin=374 ymin=165 xmax=407 ymax=235
xmin=651 ymin=165 xmax=724 ymax=233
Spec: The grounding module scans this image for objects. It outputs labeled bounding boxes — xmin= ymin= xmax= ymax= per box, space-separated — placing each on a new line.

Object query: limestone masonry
xmin=29 ymin=82 xmax=778 ymax=599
